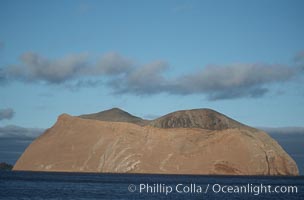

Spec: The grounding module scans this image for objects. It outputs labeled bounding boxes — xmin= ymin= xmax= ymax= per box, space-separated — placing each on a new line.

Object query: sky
xmin=1 ymin=0 xmax=304 ymax=133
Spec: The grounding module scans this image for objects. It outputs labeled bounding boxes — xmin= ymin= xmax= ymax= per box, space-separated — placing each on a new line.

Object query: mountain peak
xmin=78 ymin=108 xmax=148 ymax=125
xmin=149 ymin=108 xmax=249 ymax=130
xmin=78 ymin=107 xmax=253 ymax=131
xmin=107 ymin=107 xmax=125 ymax=112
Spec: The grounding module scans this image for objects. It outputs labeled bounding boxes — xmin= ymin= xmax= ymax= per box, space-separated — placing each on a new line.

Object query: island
xmin=0 ymin=162 xmax=13 ymax=171
xmin=13 ymin=108 xmax=299 ymax=175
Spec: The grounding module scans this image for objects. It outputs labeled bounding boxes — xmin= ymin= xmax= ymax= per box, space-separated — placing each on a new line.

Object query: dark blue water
xmin=0 ymin=171 xmax=303 ymax=200
xmin=269 ymin=133 xmax=304 ymax=175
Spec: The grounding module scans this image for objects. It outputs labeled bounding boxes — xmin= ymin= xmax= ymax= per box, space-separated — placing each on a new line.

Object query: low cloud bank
xmin=0 ymin=108 xmax=15 ymax=120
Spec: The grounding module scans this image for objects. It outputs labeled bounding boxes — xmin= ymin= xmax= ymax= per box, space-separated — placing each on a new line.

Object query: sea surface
xmin=269 ymin=133 xmax=304 ymax=175
xmin=0 ymin=171 xmax=303 ymax=200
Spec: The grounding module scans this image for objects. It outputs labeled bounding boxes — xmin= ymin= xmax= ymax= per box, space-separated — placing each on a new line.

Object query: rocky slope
xmin=150 ymin=109 xmax=249 ymax=130
xmin=13 ymin=108 xmax=299 ymax=175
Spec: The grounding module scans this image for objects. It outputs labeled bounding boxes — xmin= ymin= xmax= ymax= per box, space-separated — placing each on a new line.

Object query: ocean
xmin=269 ymin=133 xmax=304 ymax=175
xmin=0 ymin=171 xmax=303 ymax=200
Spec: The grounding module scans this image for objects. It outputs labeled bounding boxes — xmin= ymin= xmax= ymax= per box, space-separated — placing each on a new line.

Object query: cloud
xmin=294 ymin=51 xmax=304 ymax=63
xmin=0 ymin=125 xmax=44 ymax=164
xmin=5 ymin=52 xmax=133 ymax=84
xmin=260 ymin=127 xmax=304 ymax=134
xmin=2 ymin=51 xmax=304 ymax=100
xmin=171 ymin=63 xmax=296 ymax=100
xmin=0 ymin=108 xmax=15 ymax=120
xmin=95 ymin=52 xmax=133 ymax=76
xmin=109 ymin=62 xmax=298 ymax=100
xmin=6 ymin=52 xmax=89 ymax=83
xmin=109 ymin=60 xmax=170 ymax=95
xmin=0 ymin=125 xmax=44 ymax=139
